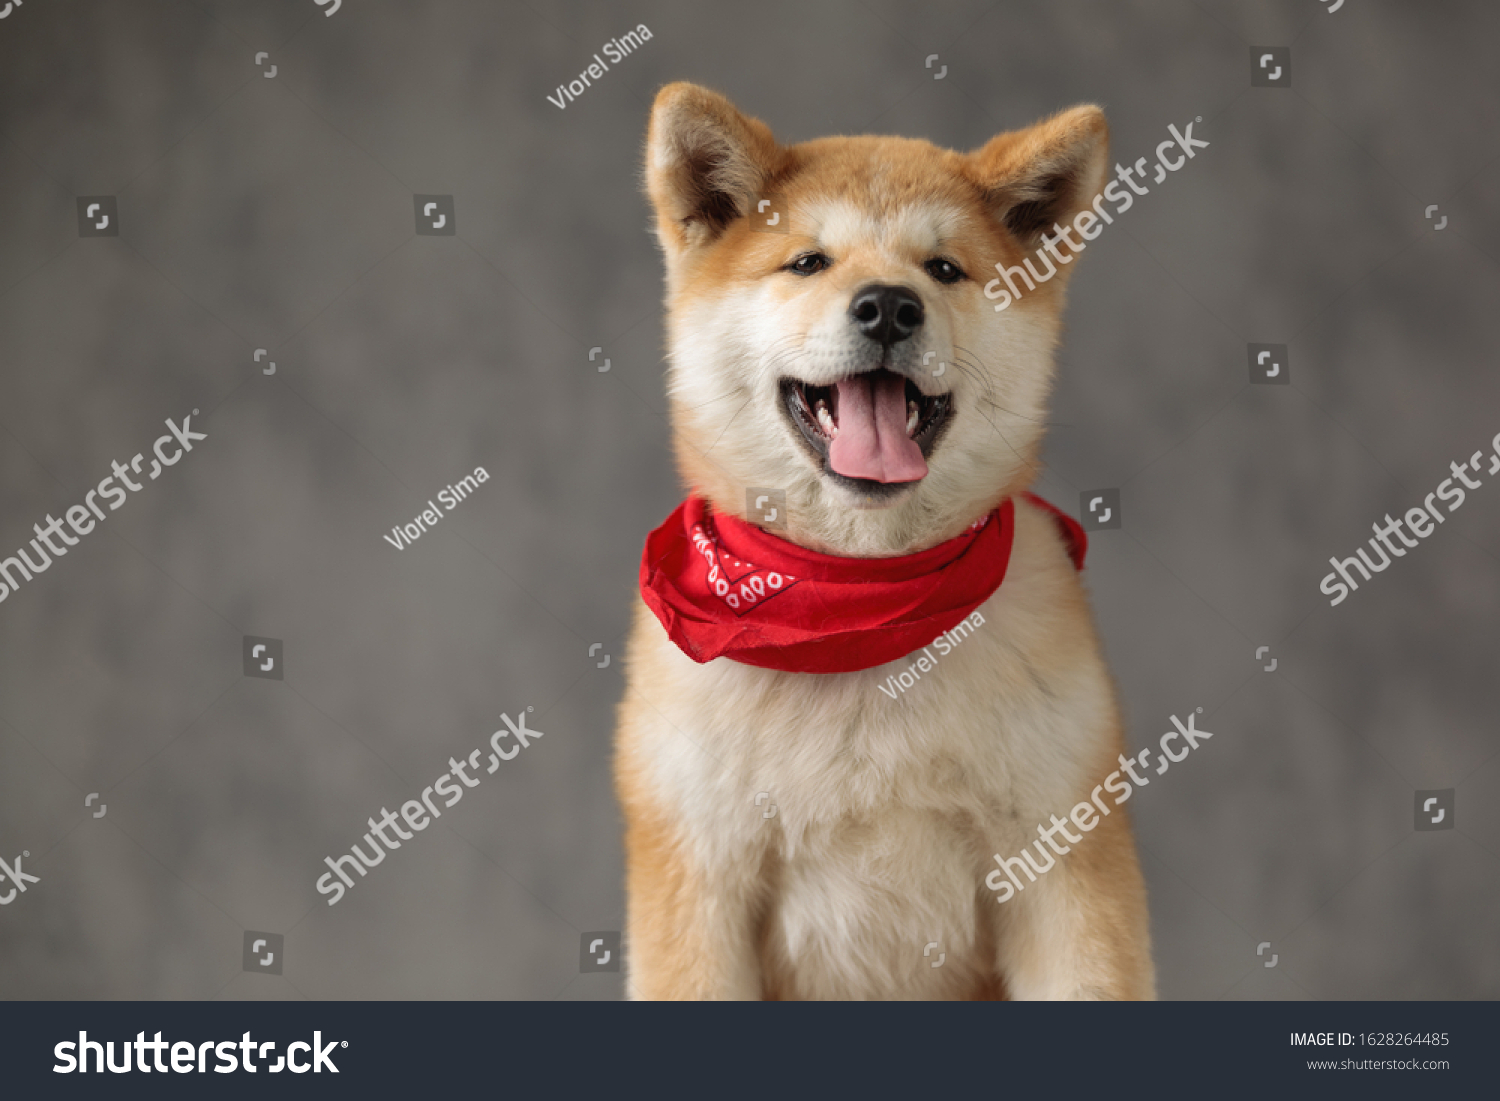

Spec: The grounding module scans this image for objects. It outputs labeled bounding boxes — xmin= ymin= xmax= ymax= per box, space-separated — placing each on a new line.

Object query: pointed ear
xmin=967 ymin=105 xmax=1109 ymax=245
xmin=645 ymin=82 xmax=783 ymax=252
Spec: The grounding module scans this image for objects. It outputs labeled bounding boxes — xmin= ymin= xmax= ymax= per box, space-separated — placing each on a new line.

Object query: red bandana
xmin=639 ymin=493 xmax=1086 ymax=674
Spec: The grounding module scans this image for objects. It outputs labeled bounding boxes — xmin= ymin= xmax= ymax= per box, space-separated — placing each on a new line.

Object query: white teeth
xmin=816 ymin=401 xmax=837 ymax=437
xmin=907 ymin=399 xmax=919 ymax=436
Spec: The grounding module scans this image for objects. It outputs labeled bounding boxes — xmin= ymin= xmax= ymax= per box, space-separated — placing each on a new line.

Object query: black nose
xmin=850 ymin=284 xmax=924 ymax=346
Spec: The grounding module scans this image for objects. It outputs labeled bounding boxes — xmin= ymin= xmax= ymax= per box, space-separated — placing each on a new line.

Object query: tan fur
xmin=616 ymin=83 xmax=1155 ymax=999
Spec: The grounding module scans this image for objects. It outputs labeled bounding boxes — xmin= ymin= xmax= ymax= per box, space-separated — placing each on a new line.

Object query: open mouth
xmin=781 ymin=368 xmax=952 ymax=488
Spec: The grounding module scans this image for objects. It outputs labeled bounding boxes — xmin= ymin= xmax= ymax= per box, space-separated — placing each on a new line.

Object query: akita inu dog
xmin=616 ymin=82 xmax=1154 ymax=1000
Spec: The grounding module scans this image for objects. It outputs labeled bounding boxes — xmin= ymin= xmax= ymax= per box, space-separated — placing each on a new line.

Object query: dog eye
xmin=788 ymin=253 xmax=832 ymax=276
xmin=924 ymin=258 xmax=965 ymax=284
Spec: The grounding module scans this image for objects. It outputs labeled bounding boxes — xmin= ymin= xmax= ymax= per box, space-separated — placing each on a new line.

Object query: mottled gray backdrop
xmin=0 ymin=0 xmax=1496 ymax=1000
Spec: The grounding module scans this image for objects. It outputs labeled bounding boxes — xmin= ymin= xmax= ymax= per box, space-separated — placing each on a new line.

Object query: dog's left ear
xmin=967 ymin=105 xmax=1109 ymax=246
xmin=645 ymin=82 xmax=783 ymax=253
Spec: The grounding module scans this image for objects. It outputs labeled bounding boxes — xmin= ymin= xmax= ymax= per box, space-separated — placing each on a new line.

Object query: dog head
xmin=645 ymin=82 xmax=1108 ymax=555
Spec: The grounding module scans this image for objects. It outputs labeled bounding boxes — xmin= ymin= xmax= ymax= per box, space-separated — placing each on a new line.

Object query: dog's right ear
xmin=645 ymin=82 xmax=782 ymax=253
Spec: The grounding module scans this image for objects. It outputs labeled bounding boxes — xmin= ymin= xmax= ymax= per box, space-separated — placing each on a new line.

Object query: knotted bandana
xmin=639 ymin=493 xmax=1085 ymax=673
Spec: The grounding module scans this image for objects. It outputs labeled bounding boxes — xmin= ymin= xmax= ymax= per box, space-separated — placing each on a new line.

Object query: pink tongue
xmin=826 ymin=373 xmax=928 ymax=483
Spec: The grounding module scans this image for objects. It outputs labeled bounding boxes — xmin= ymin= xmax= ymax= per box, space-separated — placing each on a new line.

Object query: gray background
xmin=0 ymin=0 xmax=1496 ymax=1000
